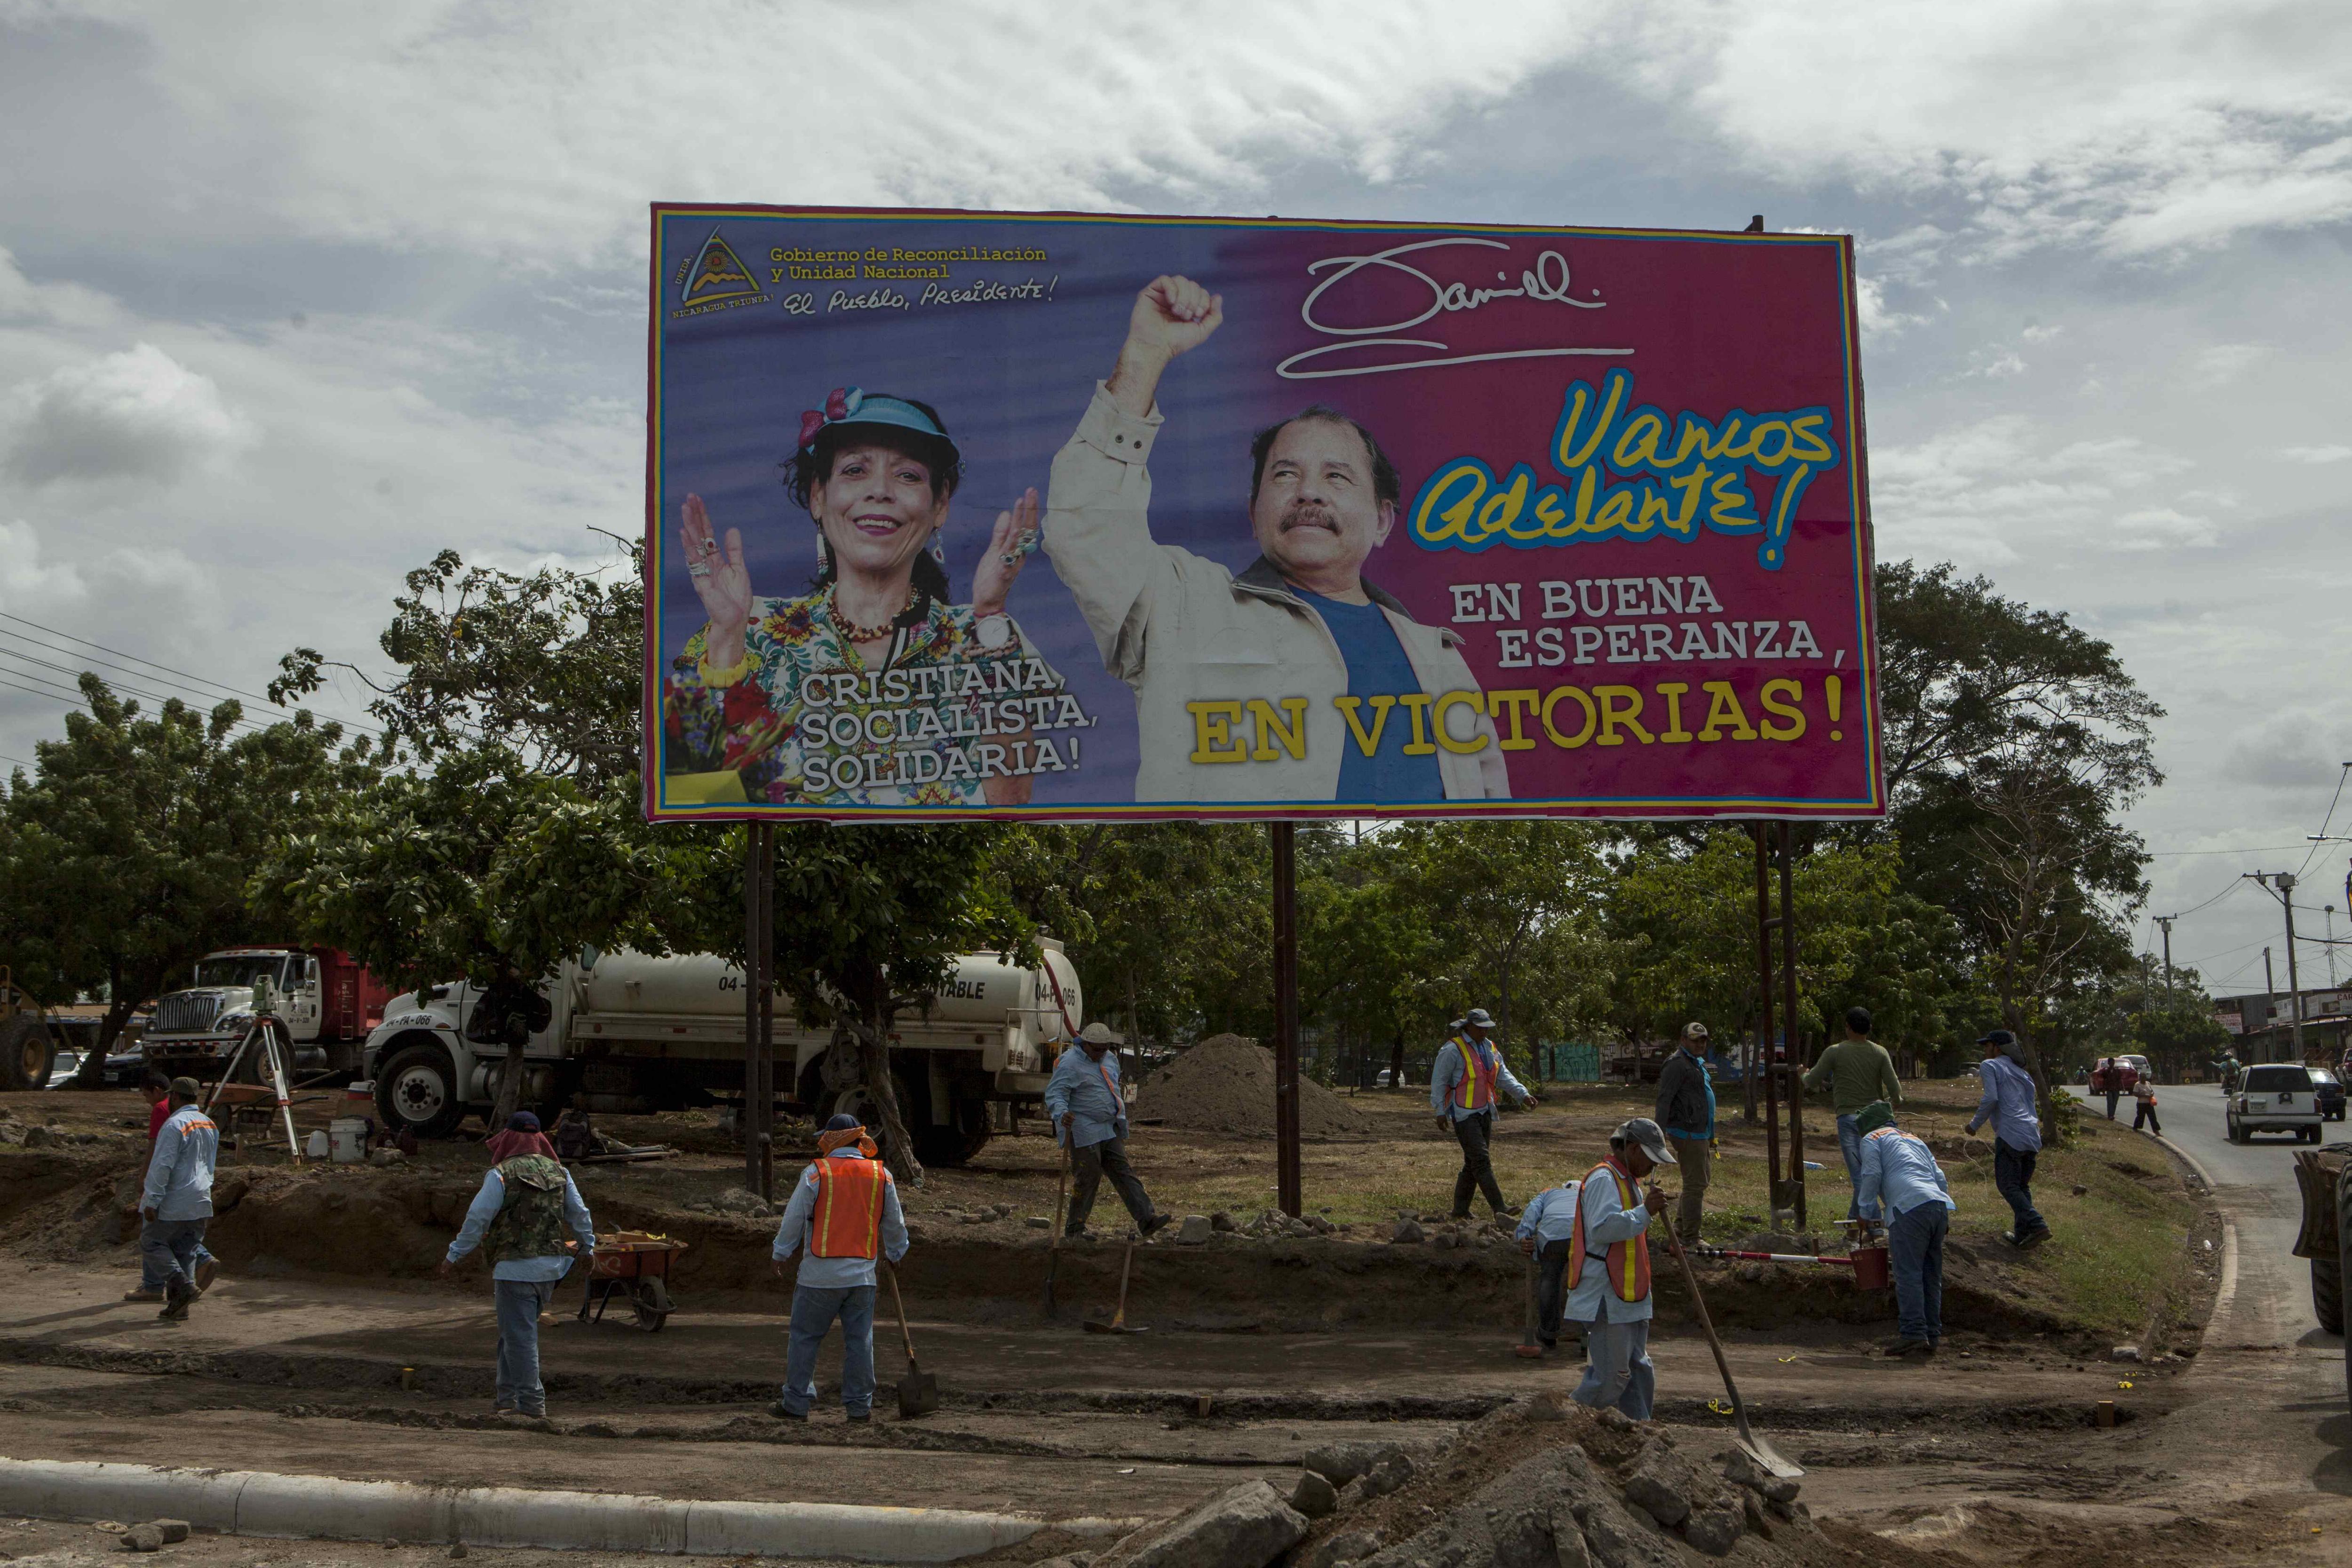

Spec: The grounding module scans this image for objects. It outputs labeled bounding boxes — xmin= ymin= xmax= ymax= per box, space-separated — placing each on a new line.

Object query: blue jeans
xmin=1572 ymin=1316 xmax=1654 ymax=1421
xmin=494 ymin=1278 xmax=556 ymax=1414
xmin=780 ymin=1284 xmax=877 ymax=1417
xmin=1835 ymin=1114 xmax=1865 ymax=1221
xmin=140 ymin=1218 xmax=208 ymax=1293
xmin=1994 ymin=1139 xmax=2046 ymax=1239
xmin=1888 ymin=1202 xmax=1947 ymax=1342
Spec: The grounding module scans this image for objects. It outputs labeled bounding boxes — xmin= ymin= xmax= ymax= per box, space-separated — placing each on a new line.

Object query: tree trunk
xmin=66 ymin=964 xmax=140 ymax=1090
xmin=487 ymin=1040 xmax=529 ymax=1130
xmin=844 ymin=1013 xmax=925 ymax=1187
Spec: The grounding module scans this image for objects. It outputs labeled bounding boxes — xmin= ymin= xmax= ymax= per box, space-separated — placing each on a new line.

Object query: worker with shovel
xmin=1851 ymin=1100 xmax=1954 ymax=1357
xmin=1564 ymin=1117 xmax=1677 ymax=1421
xmin=769 ymin=1114 xmax=909 ymax=1423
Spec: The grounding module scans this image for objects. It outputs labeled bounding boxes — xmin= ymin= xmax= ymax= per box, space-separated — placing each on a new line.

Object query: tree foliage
xmin=0 ymin=677 xmax=372 ymax=1064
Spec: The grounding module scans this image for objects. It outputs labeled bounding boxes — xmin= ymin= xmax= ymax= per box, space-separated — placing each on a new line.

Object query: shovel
xmin=1042 ymin=1138 xmax=1071 ymax=1318
xmin=883 ymin=1262 xmax=938 ymax=1419
xmin=1515 ymin=1249 xmax=1545 ymax=1359
xmin=1085 ymin=1240 xmax=1145 ymax=1334
xmin=1655 ymin=1207 xmax=1802 ymax=1480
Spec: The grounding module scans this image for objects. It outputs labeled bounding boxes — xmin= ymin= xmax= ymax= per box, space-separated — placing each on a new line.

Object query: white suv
xmin=2229 ymin=1063 xmax=2325 ymax=1145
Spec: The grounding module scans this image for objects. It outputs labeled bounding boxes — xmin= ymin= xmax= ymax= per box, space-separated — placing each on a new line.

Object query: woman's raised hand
xmin=971 ymin=487 xmax=1040 ymax=619
xmin=679 ymin=493 xmax=754 ymax=669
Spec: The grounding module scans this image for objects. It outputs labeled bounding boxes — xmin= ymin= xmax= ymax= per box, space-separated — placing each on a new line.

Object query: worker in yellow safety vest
xmin=1429 ymin=1008 xmax=1539 ymax=1221
xmin=769 ymin=1114 xmax=909 ymax=1422
xmin=1564 ymin=1117 xmax=1678 ymax=1421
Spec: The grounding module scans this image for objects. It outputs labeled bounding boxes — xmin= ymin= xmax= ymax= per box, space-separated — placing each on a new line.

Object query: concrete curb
xmin=0 ymin=1457 xmax=1075 ymax=1562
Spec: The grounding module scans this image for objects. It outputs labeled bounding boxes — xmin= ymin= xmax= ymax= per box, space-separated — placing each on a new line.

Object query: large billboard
xmin=643 ymin=206 xmax=1880 ymax=823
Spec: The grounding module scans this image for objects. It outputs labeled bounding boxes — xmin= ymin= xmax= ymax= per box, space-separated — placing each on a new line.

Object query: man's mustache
xmin=1279 ymin=501 xmax=1341 ymax=533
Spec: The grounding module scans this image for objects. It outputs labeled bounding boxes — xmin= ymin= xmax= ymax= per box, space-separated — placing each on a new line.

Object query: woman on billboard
xmin=663 ymin=388 xmax=1049 ymax=807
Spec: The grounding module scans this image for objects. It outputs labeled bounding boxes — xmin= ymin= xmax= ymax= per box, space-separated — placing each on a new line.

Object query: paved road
xmin=2071 ymin=1080 xmax=2326 ymax=1347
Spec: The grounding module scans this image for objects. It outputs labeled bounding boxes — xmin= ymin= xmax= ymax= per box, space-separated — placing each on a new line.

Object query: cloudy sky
xmin=1 ymin=1 xmax=2347 ymax=998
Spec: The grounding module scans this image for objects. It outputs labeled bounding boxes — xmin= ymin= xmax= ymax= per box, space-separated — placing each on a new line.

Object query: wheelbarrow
xmin=577 ymin=1231 xmax=687 ymax=1331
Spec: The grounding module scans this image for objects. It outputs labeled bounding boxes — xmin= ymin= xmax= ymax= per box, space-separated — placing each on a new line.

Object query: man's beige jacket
xmin=1044 ymin=385 xmax=1510 ymax=804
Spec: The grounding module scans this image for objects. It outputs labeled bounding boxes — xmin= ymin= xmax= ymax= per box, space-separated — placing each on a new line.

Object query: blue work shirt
xmin=141 ymin=1104 xmax=218 ymax=1221
xmin=1515 ymin=1181 xmax=1582 ymax=1245
xmin=445 ymin=1165 xmax=597 ymax=1282
xmin=771 ymin=1149 xmax=910 ymax=1290
xmin=1297 ymin=590 xmax=1445 ymax=805
xmin=1429 ymin=1035 xmax=1531 ymax=1122
xmin=1854 ymin=1126 xmax=1955 ymax=1221
xmin=1563 ymin=1161 xmax=1653 ymax=1325
xmin=1966 ymin=1056 xmax=2043 ymax=1152
xmin=1044 ymin=1044 xmax=1128 ymax=1150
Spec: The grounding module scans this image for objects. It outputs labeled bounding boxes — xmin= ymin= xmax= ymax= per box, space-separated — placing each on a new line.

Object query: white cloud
xmin=4 ymin=343 xmax=251 ymax=486
xmin=0 ymin=518 xmax=87 ymax=609
xmin=2281 ymin=444 xmax=2352 ymax=464
xmin=1855 ymin=276 xmax=1925 ymax=337
xmin=29 ymin=1 xmax=1608 ymax=265
xmin=2194 ymin=341 xmax=2270 ymax=382
xmin=1873 ymin=416 xmax=2206 ymax=565
xmin=1967 ymin=347 xmax=2028 ymax=378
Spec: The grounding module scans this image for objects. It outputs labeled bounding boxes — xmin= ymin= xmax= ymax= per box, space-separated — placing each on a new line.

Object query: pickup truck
xmin=2227 ymin=1063 xmax=2324 ymax=1144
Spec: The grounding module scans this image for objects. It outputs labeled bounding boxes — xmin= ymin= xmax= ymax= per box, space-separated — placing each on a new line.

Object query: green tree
xmin=0 ymin=676 xmax=372 ymax=1078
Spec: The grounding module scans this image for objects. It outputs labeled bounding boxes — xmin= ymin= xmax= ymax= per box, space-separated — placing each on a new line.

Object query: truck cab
xmin=143 ymin=947 xmax=392 ymax=1082
xmin=361 ymin=941 xmax=1083 ymax=1167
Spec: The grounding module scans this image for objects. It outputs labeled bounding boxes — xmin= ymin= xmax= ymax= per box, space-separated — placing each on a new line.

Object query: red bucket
xmin=1850 ymin=1244 xmax=1891 ymax=1291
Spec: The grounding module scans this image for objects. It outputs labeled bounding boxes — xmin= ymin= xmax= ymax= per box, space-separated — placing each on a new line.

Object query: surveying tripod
xmin=199 ymin=976 xmax=305 ymax=1162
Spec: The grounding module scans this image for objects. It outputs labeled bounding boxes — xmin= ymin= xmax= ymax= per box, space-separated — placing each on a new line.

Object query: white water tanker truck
xmin=359 ymin=941 xmax=1083 ymax=1166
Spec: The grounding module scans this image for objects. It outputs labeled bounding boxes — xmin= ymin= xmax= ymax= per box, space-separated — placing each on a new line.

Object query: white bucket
xmin=304 ymin=1130 xmax=329 ymax=1159
xmin=328 ymin=1117 xmax=368 ymax=1163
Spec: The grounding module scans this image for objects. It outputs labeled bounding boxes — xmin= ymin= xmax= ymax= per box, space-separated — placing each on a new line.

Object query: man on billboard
xmin=1044 ymin=274 xmax=1508 ymax=806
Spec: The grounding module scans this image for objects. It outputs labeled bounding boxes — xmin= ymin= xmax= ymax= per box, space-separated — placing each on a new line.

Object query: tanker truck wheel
xmin=375 ymin=1040 xmax=466 ymax=1139
xmin=0 ymin=1013 xmax=54 ymax=1092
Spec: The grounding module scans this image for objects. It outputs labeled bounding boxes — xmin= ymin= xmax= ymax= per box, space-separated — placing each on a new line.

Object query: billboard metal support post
xmin=1778 ymin=821 xmax=1806 ymax=1229
xmin=744 ymin=823 xmax=775 ymax=1201
xmin=1752 ymin=824 xmax=1783 ymax=1219
xmin=1271 ymin=822 xmax=1302 ymax=1218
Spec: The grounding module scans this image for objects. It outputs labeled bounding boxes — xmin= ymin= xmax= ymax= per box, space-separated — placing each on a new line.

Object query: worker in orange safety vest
xmin=769 ymin=1114 xmax=909 ymax=1422
xmin=1564 ymin=1117 xmax=1678 ymax=1421
xmin=1429 ymin=1008 xmax=1539 ymax=1221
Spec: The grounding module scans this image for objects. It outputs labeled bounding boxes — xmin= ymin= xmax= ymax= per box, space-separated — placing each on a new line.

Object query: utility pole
xmin=2263 ymin=947 xmax=2280 ymax=1065
xmin=2249 ymin=873 xmax=2308 ymax=1062
xmin=2154 ymin=915 xmax=2176 ymax=996
xmin=2328 ymin=905 xmax=2341 ymax=989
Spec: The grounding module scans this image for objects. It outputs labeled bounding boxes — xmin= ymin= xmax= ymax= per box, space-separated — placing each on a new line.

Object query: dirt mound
xmin=1133 ymin=1035 xmax=1371 ymax=1138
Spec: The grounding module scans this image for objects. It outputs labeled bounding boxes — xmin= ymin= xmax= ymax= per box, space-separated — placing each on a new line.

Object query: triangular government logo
xmin=678 ymin=230 xmax=763 ymax=310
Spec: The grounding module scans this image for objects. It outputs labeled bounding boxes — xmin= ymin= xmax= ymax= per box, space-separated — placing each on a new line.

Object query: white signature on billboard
xmin=1278 ymin=237 xmax=1634 ymax=381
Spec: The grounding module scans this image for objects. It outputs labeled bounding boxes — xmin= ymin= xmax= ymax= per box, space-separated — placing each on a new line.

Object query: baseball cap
xmin=1613 ymin=1116 xmax=1677 ymax=1165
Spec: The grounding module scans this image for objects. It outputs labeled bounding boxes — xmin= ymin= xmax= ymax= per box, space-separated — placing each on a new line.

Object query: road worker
xmin=1047 ymin=1020 xmax=1170 ymax=1239
xmin=1429 ymin=1008 xmax=1538 ymax=1221
xmin=1514 ymin=1174 xmax=1583 ymax=1353
xmin=770 ymin=1113 xmax=909 ymax=1422
xmin=1565 ymin=1117 xmax=1676 ymax=1420
xmin=1851 ymin=1100 xmax=1955 ymax=1357
xmin=439 ymin=1130 xmax=596 ymax=1417
xmin=137 ymin=1077 xmax=219 ymax=1323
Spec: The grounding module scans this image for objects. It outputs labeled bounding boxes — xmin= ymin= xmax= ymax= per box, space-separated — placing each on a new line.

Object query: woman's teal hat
xmin=797 ymin=385 xmax=957 ymax=458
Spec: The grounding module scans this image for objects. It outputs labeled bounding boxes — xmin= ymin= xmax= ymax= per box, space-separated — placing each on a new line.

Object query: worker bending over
xmin=1565 ymin=1117 xmax=1677 ymax=1421
xmin=1430 ymin=1009 xmax=1538 ymax=1221
xmin=139 ymin=1077 xmax=218 ymax=1323
xmin=1852 ymin=1100 xmax=1955 ymax=1357
xmin=1047 ymin=1021 xmax=1170 ymax=1239
xmin=440 ymin=1134 xmax=596 ymax=1417
xmin=771 ymin=1114 xmax=909 ymax=1422
xmin=1514 ymin=1174 xmax=1583 ymax=1353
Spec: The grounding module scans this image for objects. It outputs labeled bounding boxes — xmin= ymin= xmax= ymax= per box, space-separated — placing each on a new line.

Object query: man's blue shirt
xmin=1298 ymin=590 xmax=1444 ymax=805
xmin=1044 ymin=1046 xmax=1128 ymax=1149
xmin=1967 ymin=1056 xmax=2043 ymax=1152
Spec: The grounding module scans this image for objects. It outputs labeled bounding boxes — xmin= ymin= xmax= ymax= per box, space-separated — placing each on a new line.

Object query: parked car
xmin=2311 ymin=1067 xmax=2347 ymax=1122
xmin=2229 ymin=1063 xmax=2325 ymax=1144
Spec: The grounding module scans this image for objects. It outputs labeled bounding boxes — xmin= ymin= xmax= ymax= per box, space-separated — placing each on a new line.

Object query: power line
xmin=0 ymin=625 xmax=296 ymax=720
xmin=2296 ymin=764 xmax=2352 ymax=879
xmin=2148 ymin=844 xmax=2310 ymax=856
xmin=0 ymin=618 xmax=385 ymax=739
xmin=0 ymin=652 xmax=274 ymax=735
